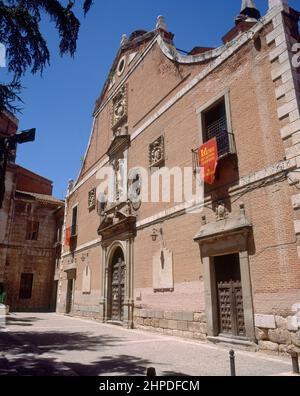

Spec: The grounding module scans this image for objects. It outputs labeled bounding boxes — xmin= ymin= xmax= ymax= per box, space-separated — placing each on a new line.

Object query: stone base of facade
xmin=135 ymin=309 xmax=300 ymax=356
xmin=255 ymin=315 xmax=300 ymax=356
xmin=71 ymin=305 xmax=102 ymax=321
xmin=134 ymin=308 xmax=208 ymax=341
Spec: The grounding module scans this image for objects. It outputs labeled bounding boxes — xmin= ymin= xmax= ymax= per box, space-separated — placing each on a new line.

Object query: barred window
xmin=26 ymin=221 xmax=39 ymax=241
xmin=203 ymin=99 xmax=230 ymax=157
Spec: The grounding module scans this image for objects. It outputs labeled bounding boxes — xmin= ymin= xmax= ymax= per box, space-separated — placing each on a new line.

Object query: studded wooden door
xmin=217 ymin=280 xmax=245 ymax=337
xmin=111 ymin=258 xmax=125 ymax=321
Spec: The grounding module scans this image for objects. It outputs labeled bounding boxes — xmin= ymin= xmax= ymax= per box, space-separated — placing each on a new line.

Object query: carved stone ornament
xmin=149 ymin=136 xmax=165 ymax=168
xmin=215 ymin=202 xmax=228 ymax=221
xmin=111 ymin=85 xmax=128 ymax=130
xmin=88 ymin=188 xmax=96 ymax=210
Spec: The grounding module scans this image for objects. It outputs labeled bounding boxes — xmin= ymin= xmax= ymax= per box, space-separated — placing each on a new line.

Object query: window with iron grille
xmin=202 ymin=98 xmax=234 ymax=158
xmin=26 ymin=220 xmax=39 ymax=241
xmin=19 ymin=273 xmax=33 ymax=299
xmin=71 ymin=206 xmax=78 ymax=237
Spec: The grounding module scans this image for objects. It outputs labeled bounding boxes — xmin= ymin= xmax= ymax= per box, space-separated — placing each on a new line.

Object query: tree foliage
xmin=0 ymin=0 xmax=93 ymax=113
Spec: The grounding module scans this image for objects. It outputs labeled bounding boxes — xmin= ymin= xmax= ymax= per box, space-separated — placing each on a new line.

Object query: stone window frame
xmin=196 ymin=88 xmax=236 ymax=156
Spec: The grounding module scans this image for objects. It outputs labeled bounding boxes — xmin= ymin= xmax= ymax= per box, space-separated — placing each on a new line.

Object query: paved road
xmin=0 ymin=313 xmax=295 ymax=376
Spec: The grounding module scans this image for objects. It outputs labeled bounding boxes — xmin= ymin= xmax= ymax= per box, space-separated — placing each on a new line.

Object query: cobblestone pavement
xmin=0 ymin=313 xmax=296 ymax=376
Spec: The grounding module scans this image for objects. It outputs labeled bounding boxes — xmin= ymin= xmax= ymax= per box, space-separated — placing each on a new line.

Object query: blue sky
xmin=2 ymin=0 xmax=299 ymax=198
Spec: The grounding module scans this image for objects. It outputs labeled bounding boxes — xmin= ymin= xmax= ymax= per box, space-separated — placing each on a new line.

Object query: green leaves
xmin=0 ymin=79 xmax=23 ymax=114
xmin=0 ymin=0 xmax=93 ymax=114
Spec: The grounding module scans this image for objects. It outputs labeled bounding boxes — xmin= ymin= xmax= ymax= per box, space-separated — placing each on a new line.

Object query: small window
xmin=71 ymin=206 xmax=78 ymax=236
xmin=26 ymin=221 xmax=39 ymax=241
xmin=57 ymin=221 xmax=63 ymax=243
xmin=201 ymin=97 xmax=235 ymax=158
xmin=19 ymin=273 xmax=33 ymax=299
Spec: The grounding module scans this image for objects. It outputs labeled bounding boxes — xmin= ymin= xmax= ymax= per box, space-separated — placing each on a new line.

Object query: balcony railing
xmin=70 ymin=224 xmax=78 ymax=237
xmin=206 ymin=115 xmax=235 ymax=158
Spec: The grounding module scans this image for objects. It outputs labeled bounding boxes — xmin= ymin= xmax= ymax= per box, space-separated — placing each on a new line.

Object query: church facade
xmin=58 ymin=0 xmax=300 ymax=352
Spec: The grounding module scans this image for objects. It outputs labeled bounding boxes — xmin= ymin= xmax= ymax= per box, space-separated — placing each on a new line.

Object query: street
xmin=0 ymin=313 xmax=295 ymax=376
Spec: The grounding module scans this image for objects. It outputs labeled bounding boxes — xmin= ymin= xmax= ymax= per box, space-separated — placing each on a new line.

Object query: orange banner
xmin=198 ymin=138 xmax=218 ymax=185
xmin=65 ymin=227 xmax=71 ymax=247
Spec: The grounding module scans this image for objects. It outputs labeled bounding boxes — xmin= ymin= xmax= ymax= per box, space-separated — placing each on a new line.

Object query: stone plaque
xmin=82 ymin=265 xmax=91 ymax=294
xmin=153 ymin=248 xmax=174 ymax=292
xmin=254 ymin=314 xmax=276 ymax=329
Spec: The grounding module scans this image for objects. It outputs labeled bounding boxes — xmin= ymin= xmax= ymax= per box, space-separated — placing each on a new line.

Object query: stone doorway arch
xmin=100 ymin=238 xmax=135 ymax=329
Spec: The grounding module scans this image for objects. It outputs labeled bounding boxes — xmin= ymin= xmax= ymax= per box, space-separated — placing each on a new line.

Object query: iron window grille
xmin=206 ymin=114 xmax=233 ymax=158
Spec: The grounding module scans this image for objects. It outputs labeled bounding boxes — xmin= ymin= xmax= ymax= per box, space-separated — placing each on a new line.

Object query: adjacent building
xmin=58 ymin=0 xmax=300 ymax=353
xmin=0 ymin=111 xmax=64 ymax=312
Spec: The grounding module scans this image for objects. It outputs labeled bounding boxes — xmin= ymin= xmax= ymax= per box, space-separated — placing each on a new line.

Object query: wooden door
xmin=217 ymin=280 xmax=245 ymax=337
xmin=111 ymin=258 xmax=125 ymax=321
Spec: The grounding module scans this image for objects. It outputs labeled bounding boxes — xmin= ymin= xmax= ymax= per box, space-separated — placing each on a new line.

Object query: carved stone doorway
xmin=109 ymin=247 xmax=125 ymax=322
xmin=65 ymin=269 xmax=76 ymax=315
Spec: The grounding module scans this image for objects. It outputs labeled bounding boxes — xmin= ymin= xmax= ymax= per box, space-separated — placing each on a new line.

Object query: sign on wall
xmin=65 ymin=227 xmax=71 ymax=247
xmin=198 ymin=138 xmax=218 ymax=185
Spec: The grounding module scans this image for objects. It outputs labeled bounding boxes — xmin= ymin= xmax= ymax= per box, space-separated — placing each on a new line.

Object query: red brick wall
xmin=15 ymin=166 xmax=53 ymax=195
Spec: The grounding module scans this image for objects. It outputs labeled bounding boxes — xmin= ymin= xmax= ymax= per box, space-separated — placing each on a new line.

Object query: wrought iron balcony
xmin=70 ymin=224 xmax=78 ymax=237
xmin=206 ymin=115 xmax=235 ymax=158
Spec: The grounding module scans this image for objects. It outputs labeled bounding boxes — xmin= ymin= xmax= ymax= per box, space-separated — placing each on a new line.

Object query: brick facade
xmin=59 ymin=1 xmax=300 ymax=353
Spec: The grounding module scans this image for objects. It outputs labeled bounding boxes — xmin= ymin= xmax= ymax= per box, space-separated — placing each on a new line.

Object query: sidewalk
xmin=0 ymin=312 xmax=297 ymax=376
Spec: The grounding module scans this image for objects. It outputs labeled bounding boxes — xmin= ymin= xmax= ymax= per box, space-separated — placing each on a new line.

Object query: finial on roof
xmin=236 ymin=0 xmax=261 ymax=24
xmin=67 ymin=179 xmax=74 ymax=193
xmin=156 ymin=15 xmax=167 ymax=31
xmin=120 ymin=34 xmax=128 ymax=47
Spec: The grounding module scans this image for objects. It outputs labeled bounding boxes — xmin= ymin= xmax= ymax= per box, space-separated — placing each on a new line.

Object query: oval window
xmin=117 ymin=56 xmax=126 ymax=76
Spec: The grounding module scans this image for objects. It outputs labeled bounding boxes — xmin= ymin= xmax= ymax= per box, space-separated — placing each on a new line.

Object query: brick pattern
xmin=60 ymin=5 xmax=300 ymax=353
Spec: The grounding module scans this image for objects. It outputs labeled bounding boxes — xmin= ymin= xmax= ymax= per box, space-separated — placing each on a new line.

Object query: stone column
xmin=103 ymin=248 xmax=110 ymax=322
xmin=203 ymin=256 xmax=219 ymax=337
xmin=239 ymin=251 xmax=256 ymax=342
xmin=99 ymin=246 xmax=107 ymax=322
xmin=124 ymin=238 xmax=134 ymax=328
xmin=128 ymin=238 xmax=135 ymax=329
